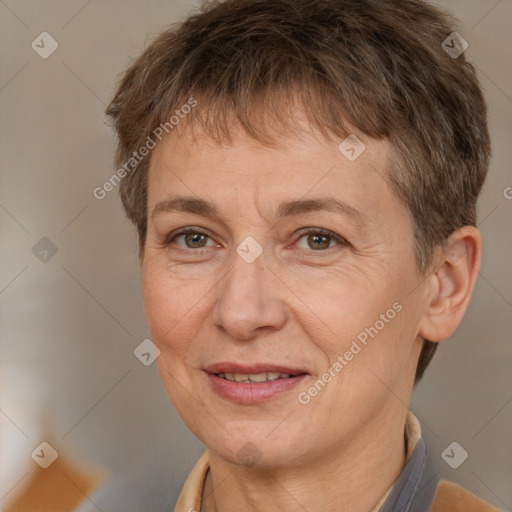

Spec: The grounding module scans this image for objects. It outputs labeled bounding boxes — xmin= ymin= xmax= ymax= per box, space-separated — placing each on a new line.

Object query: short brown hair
xmin=106 ymin=0 xmax=490 ymax=383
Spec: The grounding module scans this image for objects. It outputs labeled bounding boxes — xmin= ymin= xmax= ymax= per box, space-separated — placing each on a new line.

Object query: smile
xmin=216 ymin=372 xmax=292 ymax=383
xmin=206 ymin=370 xmax=308 ymax=404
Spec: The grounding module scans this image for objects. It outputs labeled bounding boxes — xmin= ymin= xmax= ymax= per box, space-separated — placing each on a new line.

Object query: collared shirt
xmin=174 ymin=411 xmax=438 ymax=512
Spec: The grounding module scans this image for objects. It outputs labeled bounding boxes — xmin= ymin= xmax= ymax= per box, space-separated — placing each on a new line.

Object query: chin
xmin=201 ymin=424 xmax=306 ymax=468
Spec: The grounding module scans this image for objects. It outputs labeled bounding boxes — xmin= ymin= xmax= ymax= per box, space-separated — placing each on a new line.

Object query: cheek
xmin=305 ymin=272 xmax=411 ymax=372
xmin=141 ymin=263 xmax=204 ymax=350
xmin=302 ymin=274 xmax=383 ymax=343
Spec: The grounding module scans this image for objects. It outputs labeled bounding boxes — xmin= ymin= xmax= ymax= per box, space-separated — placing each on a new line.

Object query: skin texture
xmin=141 ymin=118 xmax=481 ymax=512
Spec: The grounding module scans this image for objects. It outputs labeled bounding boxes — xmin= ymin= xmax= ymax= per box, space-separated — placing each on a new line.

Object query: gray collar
xmin=379 ymin=436 xmax=439 ymax=512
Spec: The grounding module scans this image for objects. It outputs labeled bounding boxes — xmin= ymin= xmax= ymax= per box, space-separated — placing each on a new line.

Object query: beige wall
xmin=1 ymin=1 xmax=510 ymax=510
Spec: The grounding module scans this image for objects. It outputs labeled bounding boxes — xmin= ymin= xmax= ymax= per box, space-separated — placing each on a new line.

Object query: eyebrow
xmin=277 ymin=197 xmax=368 ymax=225
xmin=151 ymin=197 xmax=219 ymax=219
xmin=151 ymin=196 xmax=368 ymax=225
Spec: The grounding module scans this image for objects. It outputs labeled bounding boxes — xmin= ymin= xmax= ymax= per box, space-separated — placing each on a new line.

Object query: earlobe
xmin=418 ymin=226 xmax=482 ymax=343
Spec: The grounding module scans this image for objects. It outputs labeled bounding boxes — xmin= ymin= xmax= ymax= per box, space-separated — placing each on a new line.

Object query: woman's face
xmin=142 ymin=122 xmax=429 ymax=468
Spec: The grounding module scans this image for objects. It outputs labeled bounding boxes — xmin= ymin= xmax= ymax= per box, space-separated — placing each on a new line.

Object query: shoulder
xmin=431 ymin=480 xmax=502 ymax=512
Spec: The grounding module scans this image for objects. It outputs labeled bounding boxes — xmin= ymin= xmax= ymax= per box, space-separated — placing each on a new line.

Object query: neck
xmin=202 ymin=407 xmax=408 ymax=512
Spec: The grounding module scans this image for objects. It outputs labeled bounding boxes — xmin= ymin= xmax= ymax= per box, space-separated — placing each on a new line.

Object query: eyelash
xmin=163 ymin=227 xmax=349 ymax=252
xmin=294 ymin=227 xmax=348 ymax=251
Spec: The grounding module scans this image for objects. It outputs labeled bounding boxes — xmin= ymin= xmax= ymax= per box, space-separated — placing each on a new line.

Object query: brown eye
xmin=183 ymin=232 xmax=208 ymax=248
xmin=166 ymin=229 xmax=216 ymax=249
xmin=295 ymin=228 xmax=345 ymax=251
xmin=306 ymin=233 xmax=331 ymax=250
xmin=297 ymin=228 xmax=346 ymax=251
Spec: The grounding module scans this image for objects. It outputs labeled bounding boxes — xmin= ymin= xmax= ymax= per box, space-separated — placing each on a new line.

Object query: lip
xmin=204 ymin=362 xmax=309 ymax=404
xmin=205 ymin=362 xmax=306 ymax=375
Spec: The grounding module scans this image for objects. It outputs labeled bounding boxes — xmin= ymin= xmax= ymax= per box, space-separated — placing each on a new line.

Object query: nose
xmin=212 ymin=248 xmax=288 ymax=341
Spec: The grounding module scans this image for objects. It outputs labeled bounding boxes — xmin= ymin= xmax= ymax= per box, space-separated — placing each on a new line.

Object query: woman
xmin=106 ymin=0 xmax=499 ymax=510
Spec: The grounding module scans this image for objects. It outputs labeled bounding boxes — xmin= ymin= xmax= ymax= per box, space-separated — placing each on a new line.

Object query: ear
xmin=418 ymin=226 xmax=482 ymax=343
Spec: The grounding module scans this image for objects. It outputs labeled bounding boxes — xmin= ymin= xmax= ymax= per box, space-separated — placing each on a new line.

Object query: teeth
xmin=248 ymin=373 xmax=269 ymax=382
xmin=217 ymin=372 xmax=293 ymax=382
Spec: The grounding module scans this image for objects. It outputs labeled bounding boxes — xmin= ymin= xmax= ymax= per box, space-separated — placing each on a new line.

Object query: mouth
xmin=215 ymin=371 xmax=300 ymax=383
xmin=205 ymin=362 xmax=307 ymax=380
xmin=205 ymin=363 xmax=309 ymax=403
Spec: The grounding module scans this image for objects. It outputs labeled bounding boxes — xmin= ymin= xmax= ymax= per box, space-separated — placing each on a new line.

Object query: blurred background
xmin=0 ymin=0 xmax=511 ymax=510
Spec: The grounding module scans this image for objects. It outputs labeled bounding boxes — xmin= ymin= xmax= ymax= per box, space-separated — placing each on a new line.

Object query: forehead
xmin=146 ymin=121 xmax=405 ymax=230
